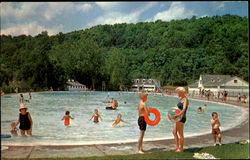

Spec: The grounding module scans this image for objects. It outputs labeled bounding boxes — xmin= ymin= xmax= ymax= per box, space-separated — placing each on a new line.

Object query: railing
xmin=152 ymin=79 xmax=163 ymax=92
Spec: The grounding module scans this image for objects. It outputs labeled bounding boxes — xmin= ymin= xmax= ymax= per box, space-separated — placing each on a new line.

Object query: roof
xmin=132 ymin=79 xmax=160 ymax=86
xmin=225 ymin=76 xmax=249 ymax=86
xmin=188 ymin=81 xmax=199 ymax=87
xmin=66 ymin=80 xmax=86 ymax=87
xmin=201 ymin=74 xmax=232 ymax=87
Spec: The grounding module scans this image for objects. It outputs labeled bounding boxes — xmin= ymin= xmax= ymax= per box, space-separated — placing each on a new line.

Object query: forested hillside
xmin=0 ymin=14 xmax=248 ymax=92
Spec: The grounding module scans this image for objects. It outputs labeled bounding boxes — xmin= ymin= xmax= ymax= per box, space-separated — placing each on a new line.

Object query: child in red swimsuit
xmin=61 ymin=111 xmax=74 ymax=126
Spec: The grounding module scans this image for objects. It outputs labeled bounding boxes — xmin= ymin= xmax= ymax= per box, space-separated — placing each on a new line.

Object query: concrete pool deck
xmin=1 ymin=96 xmax=249 ymax=159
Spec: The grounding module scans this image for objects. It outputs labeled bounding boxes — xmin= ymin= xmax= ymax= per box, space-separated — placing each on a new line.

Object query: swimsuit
xmin=106 ymin=106 xmax=116 ymax=110
xmin=19 ymin=112 xmax=31 ymax=130
xmin=212 ymin=128 xmax=221 ymax=135
xmin=11 ymin=130 xmax=18 ymax=136
xmin=64 ymin=116 xmax=70 ymax=126
xmin=138 ymin=116 xmax=147 ymax=131
xmin=177 ymin=102 xmax=188 ymax=123
xmin=19 ymin=98 xmax=24 ymax=103
xmin=93 ymin=114 xmax=99 ymax=123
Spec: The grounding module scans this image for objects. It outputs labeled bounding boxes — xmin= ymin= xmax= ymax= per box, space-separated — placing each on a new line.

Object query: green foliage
xmin=0 ymin=15 xmax=248 ymax=91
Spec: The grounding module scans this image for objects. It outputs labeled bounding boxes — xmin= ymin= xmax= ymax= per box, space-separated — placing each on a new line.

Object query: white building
xmin=188 ymin=74 xmax=249 ymax=96
xmin=131 ymin=79 xmax=161 ymax=92
xmin=66 ymin=79 xmax=87 ymax=91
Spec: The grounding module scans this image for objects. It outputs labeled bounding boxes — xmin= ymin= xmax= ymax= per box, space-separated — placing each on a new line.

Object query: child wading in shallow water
xmin=210 ymin=112 xmax=222 ymax=146
xmin=61 ymin=111 xmax=74 ymax=126
xmin=89 ymin=109 xmax=102 ymax=123
xmin=110 ymin=114 xmax=129 ymax=127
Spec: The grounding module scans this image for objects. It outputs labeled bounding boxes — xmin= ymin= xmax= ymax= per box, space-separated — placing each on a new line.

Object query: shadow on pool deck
xmin=1 ymin=97 xmax=249 ymax=159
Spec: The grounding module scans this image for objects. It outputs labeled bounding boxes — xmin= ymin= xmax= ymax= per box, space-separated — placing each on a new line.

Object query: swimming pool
xmin=1 ymin=91 xmax=245 ymax=145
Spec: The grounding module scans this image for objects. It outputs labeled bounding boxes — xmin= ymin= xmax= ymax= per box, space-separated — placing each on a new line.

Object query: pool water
xmin=1 ymin=91 xmax=244 ymax=145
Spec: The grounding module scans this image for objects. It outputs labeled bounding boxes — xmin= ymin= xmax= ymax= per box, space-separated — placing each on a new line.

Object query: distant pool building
xmin=131 ymin=79 xmax=161 ymax=92
xmin=188 ymin=74 xmax=249 ymax=96
xmin=66 ymin=79 xmax=87 ymax=91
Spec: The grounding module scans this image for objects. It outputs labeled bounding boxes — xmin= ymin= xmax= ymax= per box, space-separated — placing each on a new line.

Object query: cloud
xmin=200 ymin=14 xmax=208 ymax=18
xmin=0 ymin=2 xmax=92 ymax=22
xmin=153 ymin=2 xmax=195 ymax=21
xmin=212 ymin=1 xmax=225 ymax=11
xmin=42 ymin=2 xmax=75 ymax=21
xmin=0 ymin=2 xmax=40 ymax=19
xmin=0 ymin=22 xmax=63 ymax=36
xmin=95 ymin=2 xmax=122 ymax=10
xmin=89 ymin=2 xmax=157 ymax=26
xmin=76 ymin=3 xmax=93 ymax=12
xmin=0 ymin=2 xmax=94 ymax=36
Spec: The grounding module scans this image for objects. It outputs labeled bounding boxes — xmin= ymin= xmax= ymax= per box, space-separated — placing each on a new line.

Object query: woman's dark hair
xmin=65 ymin=111 xmax=70 ymax=115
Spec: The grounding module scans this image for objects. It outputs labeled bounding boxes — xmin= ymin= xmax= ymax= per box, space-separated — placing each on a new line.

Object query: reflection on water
xmin=1 ymin=91 xmax=243 ymax=145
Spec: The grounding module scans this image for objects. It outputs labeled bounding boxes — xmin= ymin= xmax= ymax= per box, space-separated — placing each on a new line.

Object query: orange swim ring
xmin=144 ymin=108 xmax=161 ymax=126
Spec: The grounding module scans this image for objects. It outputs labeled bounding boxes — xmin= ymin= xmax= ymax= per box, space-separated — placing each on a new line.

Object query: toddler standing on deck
xmin=210 ymin=112 xmax=222 ymax=146
xmin=61 ymin=111 xmax=74 ymax=126
xmin=10 ymin=122 xmax=18 ymax=136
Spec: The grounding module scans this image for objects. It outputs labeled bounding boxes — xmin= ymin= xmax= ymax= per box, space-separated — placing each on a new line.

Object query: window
xmin=211 ymin=78 xmax=214 ymax=82
xmin=136 ymin=79 xmax=139 ymax=83
xmin=143 ymin=79 xmax=146 ymax=83
xmin=234 ymin=80 xmax=237 ymax=83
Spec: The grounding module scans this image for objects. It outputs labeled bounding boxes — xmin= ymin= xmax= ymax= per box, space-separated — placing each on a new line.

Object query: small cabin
xmin=131 ymin=79 xmax=161 ymax=92
xmin=66 ymin=79 xmax=87 ymax=91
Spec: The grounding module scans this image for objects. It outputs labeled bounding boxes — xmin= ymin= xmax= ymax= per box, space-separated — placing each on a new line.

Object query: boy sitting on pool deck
xmin=111 ymin=114 xmax=129 ymax=127
xmin=210 ymin=112 xmax=222 ymax=146
xmin=137 ymin=92 xmax=149 ymax=154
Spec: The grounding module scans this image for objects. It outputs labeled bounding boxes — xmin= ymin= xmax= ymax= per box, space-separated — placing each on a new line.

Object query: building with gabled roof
xmin=188 ymin=74 xmax=249 ymax=96
xmin=130 ymin=78 xmax=161 ymax=92
xmin=66 ymin=79 xmax=87 ymax=91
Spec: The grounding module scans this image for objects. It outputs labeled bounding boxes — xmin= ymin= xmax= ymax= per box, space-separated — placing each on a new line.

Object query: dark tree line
xmin=0 ymin=14 xmax=248 ymax=92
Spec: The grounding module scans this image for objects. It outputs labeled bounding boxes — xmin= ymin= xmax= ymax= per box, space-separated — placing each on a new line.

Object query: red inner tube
xmin=144 ymin=108 xmax=161 ymax=126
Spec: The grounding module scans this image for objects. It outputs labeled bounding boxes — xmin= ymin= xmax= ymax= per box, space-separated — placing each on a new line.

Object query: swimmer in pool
xmin=106 ymin=99 xmax=118 ymax=110
xmin=89 ymin=109 xmax=102 ymax=123
xmin=110 ymin=114 xmax=129 ymax=127
xmin=103 ymin=98 xmax=114 ymax=103
xmin=197 ymin=107 xmax=203 ymax=113
xmin=19 ymin=94 xmax=25 ymax=103
xmin=61 ymin=111 xmax=74 ymax=126
xmin=202 ymin=104 xmax=207 ymax=109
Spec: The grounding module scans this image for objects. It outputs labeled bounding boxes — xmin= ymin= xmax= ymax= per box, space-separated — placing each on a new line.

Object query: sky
xmin=0 ymin=1 xmax=248 ymax=36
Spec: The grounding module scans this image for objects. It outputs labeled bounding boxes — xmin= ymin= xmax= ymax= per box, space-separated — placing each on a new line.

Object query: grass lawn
xmin=2 ymin=142 xmax=249 ymax=160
